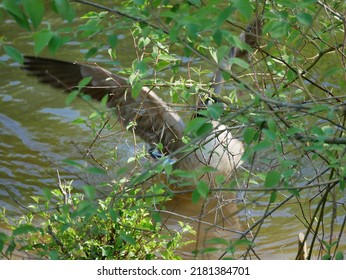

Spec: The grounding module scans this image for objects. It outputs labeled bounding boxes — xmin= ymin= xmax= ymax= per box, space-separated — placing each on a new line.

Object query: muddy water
xmin=1 ymin=6 xmax=345 ymax=260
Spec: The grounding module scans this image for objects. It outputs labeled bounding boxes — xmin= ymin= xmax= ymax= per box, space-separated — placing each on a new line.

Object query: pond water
xmin=1 ymin=4 xmax=345 ymax=260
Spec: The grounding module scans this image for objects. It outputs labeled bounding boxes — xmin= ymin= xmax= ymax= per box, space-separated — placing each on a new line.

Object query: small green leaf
xmin=0 ymin=233 xmax=9 ymax=252
xmin=13 ymin=224 xmax=39 ymax=235
xmin=191 ymin=189 xmax=201 ymax=204
xmin=48 ymin=34 xmax=70 ymax=54
xmin=231 ymin=0 xmax=253 ymax=20
xmin=85 ymin=47 xmax=98 ymax=59
xmin=78 ymin=76 xmax=92 ymax=91
xmin=322 ymin=254 xmax=331 ymax=260
xmin=263 ymin=21 xmax=290 ymax=39
xmin=53 ymin=0 xmax=75 ymax=22
xmin=206 ymin=237 xmax=230 ymax=245
xmin=120 ymin=232 xmax=136 ymax=245
xmin=65 ymin=90 xmax=79 ymax=105
xmin=216 ymin=6 xmax=235 ymax=26
xmin=3 ymin=45 xmax=23 ymax=64
xmin=254 ymin=140 xmax=272 ymax=151
xmin=83 ymin=185 xmax=96 ymax=200
xmin=335 ymin=251 xmax=344 ymax=260
xmin=229 ymin=57 xmax=249 ymax=69
xmin=196 ymin=181 xmax=209 ymax=198
xmin=243 ymin=127 xmax=257 ymax=144
xmin=131 ymin=80 xmax=143 ymax=99
xmin=213 ymin=29 xmax=223 ymax=46
xmin=185 ymin=117 xmax=211 ymax=137
xmin=85 ymin=166 xmax=107 ymax=175
xmin=297 ymin=12 xmax=313 ymax=26
xmin=3 ymin=0 xmax=31 ymax=30
xmin=233 ymin=239 xmax=253 ymax=246
xmin=23 ymin=0 xmax=45 ymax=29
xmin=269 ymin=191 xmax=277 ymax=203
xmin=5 ymin=239 xmax=16 ymax=256
xmin=108 ymin=35 xmax=118 ymax=49
xmin=34 ymin=29 xmax=54 ymax=55
xmin=264 ymin=171 xmax=281 ymax=188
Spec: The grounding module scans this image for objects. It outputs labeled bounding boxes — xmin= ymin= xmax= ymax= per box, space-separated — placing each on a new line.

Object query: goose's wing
xmin=22 ymin=56 xmax=185 ymax=154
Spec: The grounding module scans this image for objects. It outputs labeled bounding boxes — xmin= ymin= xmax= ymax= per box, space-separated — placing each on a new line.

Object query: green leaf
xmin=131 ymin=80 xmax=143 ymax=99
xmin=0 ymin=233 xmax=9 ymax=252
xmin=191 ymin=189 xmax=201 ymax=204
xmin=297 ymin=12 xmax=313 ymax=26
xmin=48 ymin=34 xmax=70 ymax=54
xmin=23 ymin=0 xmax=45 ymax=29
xmin=3 ymin=45 xmax=23 ymax=64
xmin=231 ymin=0 xmax=253 ymax=20
xmin=65 ymin=90 xmax=79 ymax=105
xmin=196 ymin=181 xmax=209 ymax=198
xmin=335 ymin=251 xmax=344 ymax=260
xmin=269 ymin=191 xmax=277 ymax=202
xmin=322 ymin=254 xmax=331 ymax=260
xmin=185 ymin=117 xmax=211 ymax=137
xmin=85 ymin=166 xmax=107 ymax=175
xmin=229 ymin=57 xmax=249 ymax=69
xmin=53 ymin=0 xmax=75 ymax=22
xmin=5 ymin=239 xmax=16 ymax=256
xmin=233 ymin=239 xmax=253 ymax=246
xmin=34 ymin=29 xmax=54 ymax=55
xmin=263 ymin=129 xmax=276 ymax=141
xmin=206 ymin=237 xmax=230 ymax=246
xmin=243 ymin=127 xmax=257 ymax=144
xmin=78 ymin=76 xmax=92 ymax=91
xmin=263 ymin=21 xmax=290 ymax=39
xmin=254 ymin=140 xmax=272 ymax=151
xmin=62 ymin=159 xmax=82 ymax=168
xmin=108 ymin=35 xmax=118 ymax=49
xmin=3 ymin=0 xmax=30 ymax=30
xmin=264 ymin=171 xmax=281 ymax=188
xmin=85 ymin=47 xmax=98 ymax=59
xmin=13 ymin=224 xmax=39 ymax=235
xmin=213 ymin=29 xmax=223 ymax=46
xmin=83 ymin=185 xmax=96 ymax=200
xmin=216 ymin=6 xmax=235 ymax=26
xmin=120 ymin=232 xmax=136 ymax=245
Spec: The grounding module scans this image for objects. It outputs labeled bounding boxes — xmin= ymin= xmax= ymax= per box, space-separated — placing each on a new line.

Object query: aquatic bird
xmin=22 ymin=19 xmax=261 ymax=185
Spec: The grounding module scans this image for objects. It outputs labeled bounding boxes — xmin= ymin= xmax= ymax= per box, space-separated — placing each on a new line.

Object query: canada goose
xmin=21 ymin=19 xmax=261 ymax=184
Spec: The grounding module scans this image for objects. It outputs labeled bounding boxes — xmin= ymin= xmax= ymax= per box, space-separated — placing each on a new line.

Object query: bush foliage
xmin=1 ymin=0 xmax=345 ymax=259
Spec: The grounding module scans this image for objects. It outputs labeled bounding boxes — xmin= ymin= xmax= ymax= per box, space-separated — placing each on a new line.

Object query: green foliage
xmin=1 ymin=0 xmax=345 ymax=260
xmin=0 ymin=181 xmax=192 ymax=260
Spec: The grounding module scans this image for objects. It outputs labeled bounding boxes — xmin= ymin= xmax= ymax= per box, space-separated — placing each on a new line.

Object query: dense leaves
xmin=1 ymin=0 xmax=345 ymax=260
